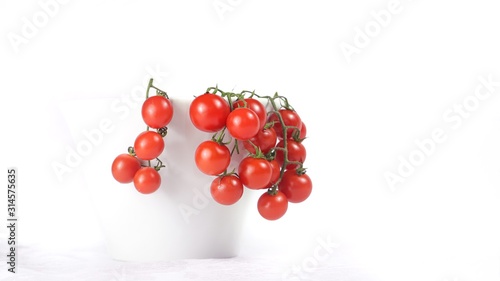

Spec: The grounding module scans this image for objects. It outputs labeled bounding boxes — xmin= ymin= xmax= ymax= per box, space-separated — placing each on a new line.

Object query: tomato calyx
xmin=157 ymin=126 xmax=168 ymax=137
xmin=152 ymin=157 xmax=166 ymax=171
xmin=295 ymin=167 xmax=307 ymax=176
xmin=263 ymin=121 xmax=275 ymax=130
xmin=266 ymin=186 xmax=279 ymax=196
xmin=128 ymin=146 xmax=136 ymax=156
xmin=217 ymin=168 xmax=238 ymax=179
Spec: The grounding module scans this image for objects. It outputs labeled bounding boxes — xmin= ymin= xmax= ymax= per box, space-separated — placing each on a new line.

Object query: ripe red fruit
xmin=226 ymin=108 xmax=260 ymax=141
xmin=134 ymin=131 xmax=165 ymax=160
xmin=141 ymin=95 xmax=173 ymax=129
xmin=238 ymin=157 xmax=272 ymax=190
xmin=233 ymin=98 xmax=267 ymax=130
xmin=210 ymin=175 xmax=244 ymax=205
xmin=111 ymin=154 xmax=141 ymax=183
xmin=257 ymin=191 xmax=288 ymax=220
xmin=195 ymin=140 xmax=231 ymax=175
xmin=275 ymin=139 xmax=306 ymax=170
xmin=189 ymin=93 xmax=230 ymax=132
xmin=133 ymin=167 xmax=161 ymax=194
xmin=243 ymin=127 xmax=278 ymax=155
xmin=268 ymin=109 xmax=302 ymax=139
xmin=279 ymin=170 xmax=312 ymax=203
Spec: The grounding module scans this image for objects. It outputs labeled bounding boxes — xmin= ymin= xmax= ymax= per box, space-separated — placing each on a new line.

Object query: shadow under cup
xmin=59 ymin=97 xmax=251 ymax=261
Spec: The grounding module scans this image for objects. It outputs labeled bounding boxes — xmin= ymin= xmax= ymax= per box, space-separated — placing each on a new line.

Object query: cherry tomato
xmin=226 ymin=108 xmax=260 ymax=141
xmin=268 ymin=109 xmax=302 ymax=139
xmin=210 ymin=175 xmax=244 ymax=205
xmin=243 ymin=127 xmax=278 ymax=155
xmin=299 ymin=121 xmax=307 ymax=139
xmin=189 ymin=93 xmax=230 ymax=132
xmin=265 ymin=159 xmax=281 ymax=188
xmin=233 ymin=98 xmax=267 ymax=130
xmin=238 ymin=157 xmax=272 ymax=189
xmin=134 ymin=167 xmax=161 ymax=194
xmin=111 ymin=154 xmax=141 ymax=183
xmin=257 ymin=191 xmax=288 ymax=220
xmin=134 ymin=131 xmax=165 ymax=160
xmin=141 ymin=95 xmax=173 ymax=129
xmin=279 ymin=170 xmax=312 ymax=203
xmin=195 ymin=140 xmax=231 ymax=175
xmin=275 ymin=139 xmax=306 ymax=170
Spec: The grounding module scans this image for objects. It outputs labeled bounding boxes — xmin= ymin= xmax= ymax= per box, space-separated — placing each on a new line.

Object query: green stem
xmin=230 ymin=139 xmax=240 ymax=156
xmin=146 ymin=78 xmax=154 ymax=99
xmin=266 ymin=99 xmax=289 ymax=194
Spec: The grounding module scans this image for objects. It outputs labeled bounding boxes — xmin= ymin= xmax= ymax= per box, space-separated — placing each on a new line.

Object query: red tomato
xmin=210 ymin=175 xmax=244 ymax=205
xmin=279 ymin=170 xmax=312 ymax=203
xmin=265 ymin=159 xmax=281 ymax=188
xmin=189 ymin=93 xmax=230 ymax=132
xmin=257 ymin=191 xmax=288 ymax=220
xmin=238 ymin=157 xmax=272 ymax=189
xmin=226 ymin=108 xmax=260 ymax=141
xmin=233 ymin=98 xmax=267 ymax=130
xmin=134 ymin=167 xmax=161 ymax=194
xmin=134 ymin=131 xmax=165 ymax=160
xmin=141 ymin=95 xmax=173 ymax=129
xmin=111 ymin=154 xmax=141 ymax=183
xmin=299 ymin=122 xmax=307 ymax=139
xmin=275 ymin=139 xmax=306 ymax=170
xmin=268 ymin=109 xmax=302 ymax=139
xmin=195 ymin=140 xmax=231 ymax=175
xmin=243 ymin=127 xmax=278 ymax=155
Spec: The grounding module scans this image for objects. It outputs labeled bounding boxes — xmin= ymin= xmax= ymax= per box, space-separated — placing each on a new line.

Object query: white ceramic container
xmin=59 ymin=97 xmax=251 ymax=261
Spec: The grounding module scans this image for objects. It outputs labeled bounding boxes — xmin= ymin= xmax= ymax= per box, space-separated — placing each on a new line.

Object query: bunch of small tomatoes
xmin=190 ymin=86 xmax=312 ymax=220
xmin=111 ymin=79 xmax=312 ymax=221
xmin=111 ymin=79 xmax=173 ymax=194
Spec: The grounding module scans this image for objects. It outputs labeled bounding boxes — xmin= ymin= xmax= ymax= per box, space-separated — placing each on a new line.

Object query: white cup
xmin=59 ymin=97 xmax=251 ymax=261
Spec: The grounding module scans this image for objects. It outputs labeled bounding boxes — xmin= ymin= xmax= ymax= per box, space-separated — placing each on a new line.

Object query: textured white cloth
xmin=0 ymin=243 xmax=375 ymax=281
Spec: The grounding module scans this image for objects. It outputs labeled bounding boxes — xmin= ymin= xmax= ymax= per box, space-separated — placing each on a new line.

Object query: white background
xmin=1 ymin=0 xmax=500 ymax=280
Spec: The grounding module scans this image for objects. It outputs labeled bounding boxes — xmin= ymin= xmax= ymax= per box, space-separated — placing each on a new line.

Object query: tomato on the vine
xmin=195 ymin=140 xmax=231 ymax=175
xmin=233 ymin=98 xmax=267 ymax=130
xmin=268 ymin=109 xmax=302 ymax=139
xmin=238 ymin=157 xmax=272 ymax=189
xmin=134 ymin=131 xmax=165 ymax=160
xmin=279 ymin=170 xmax=312 ymax=203
xmin=210 ymin=175 xmax=244 ymax=205
xmin=111 ymin=154 xmax=141 ymax=183
xmin=275 ymin=139 xmax=306 ymax=170
xmin=299 ymin=122 xmax=307 ymax=139
xmin=257 ymin=191 xmax=288 ymax=220
xmin=134 ymin=167 xmax=161 ymax=194
xmin=189 ymin=93 xmax=230 ymax=132
xmin=142 ymin=95 xmax=173 ymax=129
xmin=265 ymin=159 xmax=281 ymax=188
xmin=226 ymin=108 xmax=260 ymax=141
xmin=243 ymin=127 xmax=277 ymax=155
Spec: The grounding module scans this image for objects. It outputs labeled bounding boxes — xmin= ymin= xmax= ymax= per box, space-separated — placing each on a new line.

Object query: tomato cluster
xmin=190 ymin=88 xmax=312 ymax=220
xmin=111 ymin=79 xmax=172 ymax=194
